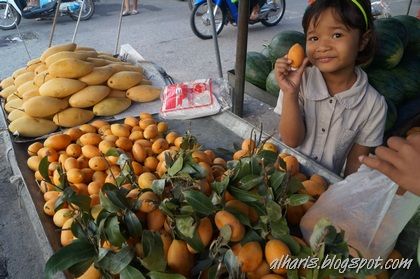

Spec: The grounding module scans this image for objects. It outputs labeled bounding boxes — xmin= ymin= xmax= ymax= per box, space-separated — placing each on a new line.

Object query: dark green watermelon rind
xmin=245 ymin=51 xmax=273 ymax=90
xmin=267 ymin=30 xmax=306 ymax=64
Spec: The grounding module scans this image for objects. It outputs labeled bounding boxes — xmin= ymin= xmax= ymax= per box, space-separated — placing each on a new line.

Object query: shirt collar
xmin=305 ymin=66 xmax=368 ymax=109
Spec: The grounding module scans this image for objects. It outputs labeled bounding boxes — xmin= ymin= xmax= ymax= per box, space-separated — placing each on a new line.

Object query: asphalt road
xmin=0 ymin=0 xmax=310 ymax=81
xmin=0 ymin=0 xmax=418 ymax=278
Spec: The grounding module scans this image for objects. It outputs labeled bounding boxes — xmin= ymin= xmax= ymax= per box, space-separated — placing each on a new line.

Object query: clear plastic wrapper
xmin=159 ymin=78 xmax=232 ymax=120
xmin=300 ymin=164 xmax=420 ymax=259
xmin=371 ymin=0 xmax=391 ymax=18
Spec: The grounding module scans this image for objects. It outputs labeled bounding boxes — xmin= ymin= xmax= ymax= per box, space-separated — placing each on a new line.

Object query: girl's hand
xmin=274 ymin=56 xmax=309 ymax=96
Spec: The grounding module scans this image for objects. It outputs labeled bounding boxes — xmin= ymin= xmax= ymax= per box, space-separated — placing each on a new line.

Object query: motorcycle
xmin=0 ymin=0 xmax=95 ymax=30
xmin=190 ymin=0 xmax=286 ymax=40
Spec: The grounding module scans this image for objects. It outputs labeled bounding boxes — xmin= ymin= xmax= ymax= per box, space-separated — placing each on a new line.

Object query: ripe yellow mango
xmin=17 ymin=80 xmax=38 ymax=97
xmin=22 ymin=89 xmax=40 ymax=102
xmin=48 ymin=58 xmax=94 ymax=78
xmin=40 ymin=43 xmax=77 ymax=62
xmin=97 ymin=54 xmax=122 ymax=62
xmin=0 ymin=85 xmax=17 ymax=99
xmin=108 ymin=63 xmax=143 ymax=73
xmin=34 ymin=64 xmax=48 ymax=75
xmin=12 ymin=67 xmax=27 ymax=79
xmin=45 ymin=51 xmax=93 ymax=67
xmin=107 ymin=71 xmax=143 ymax=90
xmin=69 ymin=85 xmax=110 ymax=108
xmin=4 ymin=98 xmax=23 ymax=113
xmin=6 ymin=93 xmax=20 ymax=102
xmin=26 ymin=60 xmax=42 ymax=72
xmin=14 ymin=72 xmax=35 ymax=88
xmin=75 ymin=50 xmax=98 ymax=58
xmin=79 ymin=66 xmax=114 ymax=85
xmin=93 ymin=97 xmax=131 ymax=116
xmin=39 ymin=78 xmax=86 ymax=98
xmin=53 ymin=107 xmax=94 ymax=127
xmin=86 ymin=57 xmax=112 ymax=67
xmin=7 ymin=109 xmax=26 ymax=122
xmin=126 ymin=85 xmax=161 ymax=102
xmin=75 ymin=46 xmax=96 ymax=51
xmin=1 ymin=76 xmax=14 ymax=89
xmin=108 ymin=89 xmax=126 ymax=98
xmin=34 ymin=71 xmax=52 ymax=87
xmin=23 ymin=96 xmax=69 ymax=118
xmin=26 ymin=57 xmax=41 ymax=67
xmin=9 ymin=116 xmax=57 ymax=137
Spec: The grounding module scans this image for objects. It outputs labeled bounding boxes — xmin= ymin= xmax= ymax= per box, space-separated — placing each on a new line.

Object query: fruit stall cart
xmin=0 ymin=4 xmax=419 ymax=278
xmin=0 ymin=41 xmax=355 ymax=278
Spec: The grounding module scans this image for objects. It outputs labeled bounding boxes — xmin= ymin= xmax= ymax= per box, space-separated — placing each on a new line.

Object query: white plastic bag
xmin=159 ymin=78 xmax=231 ymax=120
xmin=300 ymin=164 xmax=420 ymax=259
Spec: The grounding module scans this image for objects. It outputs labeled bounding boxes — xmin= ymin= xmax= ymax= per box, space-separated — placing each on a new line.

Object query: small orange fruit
xmin=265 ymin=239 xmax=291 ymax=275
xmin=138 ymin=191 xmax=159 ymax=213
xmin=288 ymin=43 xmax=305 ymax=69
xmin=237 ymin=241 xmax=263 ymax=272
xmin=138 ymin=172 xmax=157 ymax=189
xmin=214 ymin=210 xmax=245 ymax=242
xmin=310 ymin=174 xmax=327 ymax=188
xmin=283 ymin=155 xmax=299 ymax=176
xmin=302 ymin=180 xmax=326 ymax=198
xmin=241 ymin=138 xmax=256 ymax=151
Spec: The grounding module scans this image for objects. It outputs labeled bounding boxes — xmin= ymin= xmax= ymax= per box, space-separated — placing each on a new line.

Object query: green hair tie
xmin=351 ymin=0 xmax=368 ymax=30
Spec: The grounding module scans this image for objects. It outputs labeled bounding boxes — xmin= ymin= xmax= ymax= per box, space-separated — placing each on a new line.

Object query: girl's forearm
xmin=279 ymin=94 xmax=305 ymax=147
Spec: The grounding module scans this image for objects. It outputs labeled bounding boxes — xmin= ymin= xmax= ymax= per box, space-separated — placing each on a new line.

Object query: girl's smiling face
xmin=306 ymin=8 xmax=364 ymax=76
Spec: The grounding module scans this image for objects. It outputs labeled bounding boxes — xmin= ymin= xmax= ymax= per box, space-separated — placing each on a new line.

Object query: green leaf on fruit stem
xmin=152 ymin=179 xmax=166 ymax=196
xmin=45 ymin=239 xmax=95 ymax=279
xmin=124 ymin=210 xmax=142 ymax=239
xmin=120 ymin=265 xmax=146 ymax=279
xmin=211 ymin=175 xmax=229 ymax=195
xmin=141 ymin=231 xmax=166 ymax=272
xmin=229 ymin=186 xmax=260 ymax=202
xmin=148 ymin=271 xmax=186 ymax=279
xmin=104 ymin=215 xmax=125 ymax=247
xmin=175 ymin=216 xmax=196 ymax=239
xmin=97 ymin=246 xmax=134 ymax=274
xmin=38 ymin=156 xmax=51 ymax=183
xmin=168 ymin=156 xmax=183 ymax=176
xmin=183 ymin=190 xmax=215 ymax=216
xmin=99 ymin=191 xmax=120 ymax=213
xmin=105 ymin=148 xmax=123 ymax=157
xmin=288 ymin=194 xmax=310 ymax=207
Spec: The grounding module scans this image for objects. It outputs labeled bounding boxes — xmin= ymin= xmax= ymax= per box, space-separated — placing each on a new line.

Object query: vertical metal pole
xmin=48 ymin=0 xmax=62 ymax=47
xmin=233 ymin=0 xmax=249 ymax=116
xmin=206 ymin=0 xmax=223 ymax=78
xmin=114 ymin=0 xmax=125 ymax=56
xmin=72 ymin=0 xmax=86 ymax=43
xmin=407 ymin=0 xmax=413 ymax=15
xmin=6 ymin=0 xmax=31 ymax=59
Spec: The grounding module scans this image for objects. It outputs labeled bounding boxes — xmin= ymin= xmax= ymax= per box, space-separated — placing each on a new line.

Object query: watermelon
xmin=265 ymin=69 xmax=280 ymax=97
xmin=393 ymin=15 xmax=420 ymax=53
xmin=367 ymin=68 xmax=406 ymax=105
xmin=384 ymin=98 xmax=397 ymax=132
xmin=267 ymin=30 xmax=306 ymax=63
xmin=261 ymin=45 xmax=272 ymax=60
xmin=395 ymin=96 xmax=420 ymax=129
xmin=370 ymin=29 xmax=404 ymax=69
xmin=391 ymin=54 xmax=420 ymax=101
xmin=374 ymin=18 xmax=408 ymax=47
xmin=245 ymin=52 xmax=272 ymax=90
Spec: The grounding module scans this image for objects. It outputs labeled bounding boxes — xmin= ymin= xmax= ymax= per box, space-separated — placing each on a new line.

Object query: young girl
xmin=274 ymin=0 xmax=387 ymax=176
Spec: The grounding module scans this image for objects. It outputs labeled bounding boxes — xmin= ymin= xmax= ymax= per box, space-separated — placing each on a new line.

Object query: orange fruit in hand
xmin=287 ymin=43 xmax=305 ymax=69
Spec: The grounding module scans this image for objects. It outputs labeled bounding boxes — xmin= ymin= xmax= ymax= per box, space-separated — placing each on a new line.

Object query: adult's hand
xmin=359 ymin=133 xmax=420 ymax=196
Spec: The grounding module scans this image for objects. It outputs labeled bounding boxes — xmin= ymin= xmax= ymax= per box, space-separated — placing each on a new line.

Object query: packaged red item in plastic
xmin=160 ymin=79 xmax=231 ymax=120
